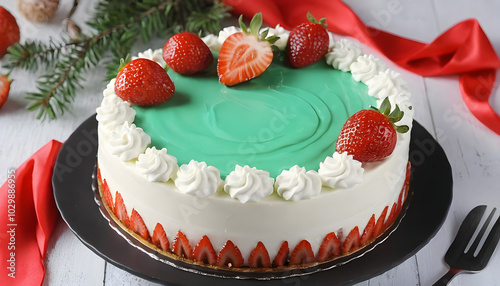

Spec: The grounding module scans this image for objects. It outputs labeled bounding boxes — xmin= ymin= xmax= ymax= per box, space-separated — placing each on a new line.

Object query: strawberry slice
xmin=217 ymin=240 xmax=244 ymax=268
xmin=360 ymin=214 xmax=376 ymax=245
xmin=129 ymin=209 xmax=150 ymax=240
xmin=152 ymin=223 xmax=170 ymax=252
xmin=384 ymin=202 xmax=399 ymax=229
xmin=272 ymin=241 xmax=289 ymax=267
xmin=192 ymin=235 xmax=217 ymax=265
xmin=115 ymin=58 xmax=175 ymax=106
xmin=373 ymin=206 xmax=389 ymax=238
xmin=163 ymin=32 xmax=213 ymax=74
xmin=342 ymin=226 xmax=360 ymax=255
xmin=113 ymin=192 xmax=129 ymax=227
xmin=289 ymin=240 xmax=315 ymax=265
xmin=172 ymin=230 xmax=193 ymax=259
xmin=0 ymin=74 xmax=12 ymax=110
xmin=217 ymin=13 xmax=277 ymax=86
xmin=101 ymin=178 xmax=114 ymax=213
xmin=248 ymin=241 xmax=271 ymax=268
xmin=316 ymin=232 xmax=341 ymax=262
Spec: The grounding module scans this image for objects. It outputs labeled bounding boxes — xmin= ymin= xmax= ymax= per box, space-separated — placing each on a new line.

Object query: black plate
xmin=53 ymin=115 xmax=452 ymax=286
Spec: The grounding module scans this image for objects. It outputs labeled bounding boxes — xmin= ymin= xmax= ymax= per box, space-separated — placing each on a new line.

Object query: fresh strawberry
xmin=192 ymin=235 xmax=217 ymax=265
xmin=152 ymin=223 xmax=170 ymax=252
xmin=342 ymin=226 xmax=360 ymax=255
xmin=113 ymin=192 xmax=129 ymax=227
xmin=163 ymin=32 xmax=213 ymax=74
xmin=217 ymin=13 xmax=278 ymax=86
xmin=289 ymin=240 xmax=315 ymax=265
xmin=316 ymin=232 xmax=341 ymax=262
xmin=272 ymin=241 xmax=289 ymax=267
xmin=101 ymin=178 xmax=114 ymax=213
xmin=114 ymin=58 xmax=175 ymax=106
xmin=217 ymin=240 xmax=244 ymax=268
xmin=129 ymin=209 xmax=150 ymax=240
xmin=0 ymin=7 xmax=20 ymax=58
xmin=248 ymin=241 xmax=271 ymax=268
xmin=0 ymin=74 xmax=12 ymax=110
xmin=336 ymin=97 xmax=409 ymax=162
xmin=360 ymin=214 xmax=376 ymax=245
xmin=287 ymin=13 xmax=329 ymax=68
xmin=171 ymin=230 xmax=193 ymax=259
xmin=373 ymin=206 xmax=389 ymax=238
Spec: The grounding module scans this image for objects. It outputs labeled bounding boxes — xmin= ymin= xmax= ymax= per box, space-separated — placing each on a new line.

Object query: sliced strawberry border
xmin=96 ymin=161 xmax=411 ymax=270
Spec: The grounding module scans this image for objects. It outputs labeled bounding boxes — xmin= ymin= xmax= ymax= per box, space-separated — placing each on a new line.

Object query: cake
xmin=95 ymin=14 xmax=413 ymax=271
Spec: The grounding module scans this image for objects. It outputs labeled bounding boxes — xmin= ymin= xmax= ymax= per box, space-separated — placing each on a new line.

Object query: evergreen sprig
xmin=4 ymin=0 xmax=230 ymax=119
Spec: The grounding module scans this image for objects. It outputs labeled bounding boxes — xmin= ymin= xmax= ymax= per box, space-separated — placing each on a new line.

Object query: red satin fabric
xmin=0 ymin=140 xmax=62 ymax=286
xmin=225 ymin=0 xmax=500 ymax=135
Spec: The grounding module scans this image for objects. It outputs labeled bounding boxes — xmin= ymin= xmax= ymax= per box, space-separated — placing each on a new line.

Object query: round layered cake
xmin=96 ymin=23 xmax=413 ymax=271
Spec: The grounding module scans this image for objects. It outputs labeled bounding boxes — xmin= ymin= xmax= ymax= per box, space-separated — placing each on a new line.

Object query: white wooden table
xmin=1 ymin=0 xmax=499 ymax=285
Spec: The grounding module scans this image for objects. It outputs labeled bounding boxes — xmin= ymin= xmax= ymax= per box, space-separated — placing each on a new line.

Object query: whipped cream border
xmin=96 ymin=27 xmax=413 ymax=203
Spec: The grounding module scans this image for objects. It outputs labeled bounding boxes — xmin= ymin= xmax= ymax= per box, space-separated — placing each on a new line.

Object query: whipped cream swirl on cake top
xmin=174 ymin=160 xmax=223 ymax=197
xmin=96 ymin=96 xmax=136 ymax=133
xmin=224 ymin=165 xmax=274 ymax=203
xmin=136 ymin=147 xmax=178 ymax=182
xmin=325 ymin=39 xmax=363 ymax=72
xmin=350 ymin=54 xmax=387 ymax=83
xmin=106 ymin=122 xmax=151 ymax=161
xmin=318 ymin=152 xmax=364 ymax=189
xmin=276 ymin=165 xmax=322 ymax=201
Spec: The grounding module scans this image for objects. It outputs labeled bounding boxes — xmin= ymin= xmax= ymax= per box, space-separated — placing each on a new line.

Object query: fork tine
xmin=475 ymin=208 xmax=500 ymax=269
xmin=445 ymin=205 xmax=486 ymax=261
xmin=467 ymin=208 xmax=496 ymax=255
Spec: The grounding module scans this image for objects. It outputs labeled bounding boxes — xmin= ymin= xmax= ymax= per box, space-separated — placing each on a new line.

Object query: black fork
xmin=433 ymin=205 xmax=500 ymax=285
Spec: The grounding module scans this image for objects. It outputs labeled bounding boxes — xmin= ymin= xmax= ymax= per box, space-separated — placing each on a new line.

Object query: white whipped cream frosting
xmin=133 ymin=48 xmax=166 ymax=68
xmin=107 ymin=122 xmax=151 ymax=161
xmin=174 ymin=160 xmax=223 ymax=198
xmin=350 ymin=54 xmax=387 ymax=83
xmin=263 ymin=24 xmax=289 ymax=50
xmin=319 ymin=152 xmax=364 ymax=189
xmin=202 ymin=34 xmax=222 ymax=52
xmin=224 ymin=165 xmax=274 ymax=203
xmin=276 ymin=165 xmax=322 ymax=201
xmin=366 ymin=69 xmax=409 ymax=100
xmin=136 ymin=147 xmax=178 ymax=182
xmin=325 ymin=39 xmax=363 ymax=72
xmin=96 ymin=94 xmax=136 ymax=133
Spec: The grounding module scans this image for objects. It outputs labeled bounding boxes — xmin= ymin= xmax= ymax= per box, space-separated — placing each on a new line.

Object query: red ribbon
xmin=0 ymin=140 xmax=62 ymax=286
xmin=225 ymin=0 xmax=500 ymax=135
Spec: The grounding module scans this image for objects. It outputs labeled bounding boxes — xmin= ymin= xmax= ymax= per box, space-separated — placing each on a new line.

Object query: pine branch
xmin=5 ymin=0 xmax=230 ymax=119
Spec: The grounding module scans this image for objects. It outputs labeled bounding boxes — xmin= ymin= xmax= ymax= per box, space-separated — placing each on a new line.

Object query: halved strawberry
xmin=152 ymin=223 xmax=170 ymax=252
xmin=115 ymin=58 xmax=175 ymax=106
xmin=192 ymin=235 xmax=217 ymax=265
xmin=272 ymin=241 xmax=289 ymax=267
xmin=101 ymin=179 xmax=114 ymax=213
xmin=217 ymin=13 xmax=277 ymax=86
xmin=129 ymin=209 xmax=150 ymax=240
xmin=287 ymin=13 xmax=329 ymax=68
xmin=373 ymin=206 xmax=389 ymax=238
xmin=163 ymin=32 xmax=213 ymax=74
xmin=289 ymin=240 xmax=315 ymax=265
xmin=336 ymin=97 xmax=409 ymax=162
xmin=114 ymin=192 xmax=129 ymax=227
xmin=0 ymin=74 xmax=12 ymax=110
xmin=342 ymin=226 xmax=360 ymax=255
xmin=217 ymin=240 xmax=244 ymax=268
xmin=316 ymin=232 xmax=341 ymax=262
xmin=360 ymin=214 xmax=376 ymax=245
xmin=171 ymin=230 xmax=193 ymax=259
xmin=248 ymin=241 xmax=271 ymax=268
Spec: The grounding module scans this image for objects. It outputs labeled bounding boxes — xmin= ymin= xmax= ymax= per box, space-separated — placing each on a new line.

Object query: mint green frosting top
xmin=133 ymin=58 xmax=375 ymax=178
